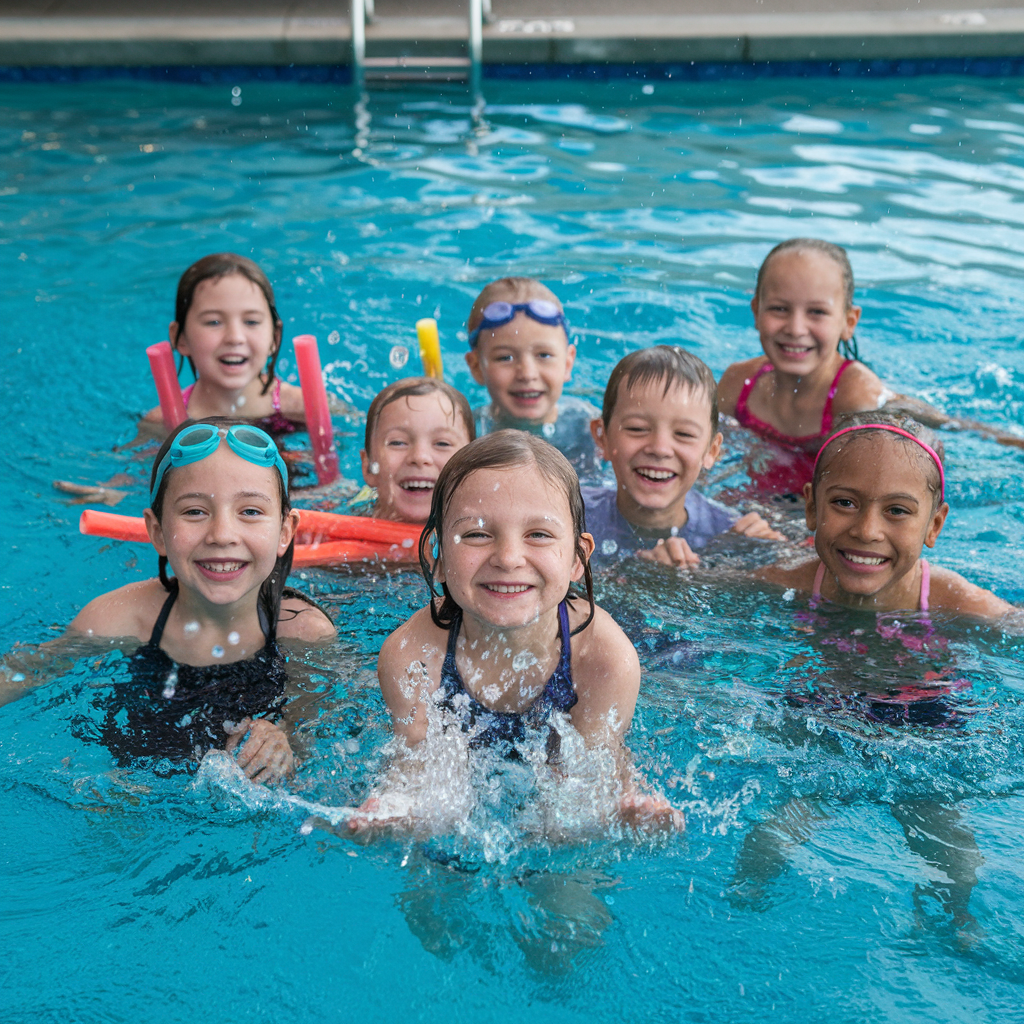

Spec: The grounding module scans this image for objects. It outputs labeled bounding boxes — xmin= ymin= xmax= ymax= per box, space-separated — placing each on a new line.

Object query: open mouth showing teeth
xmin=220 ymin=356 xmax=248 ymax=365
xmin=198 ymin=561 xmax=246 ymax=573
xmin=484 ymin=584 xmax=531 ymax=594
xmin=778 ymin=345 xmax=811 ymax=355
xmin=843 ymin=553 xmax=888 ymax=566
xmin=511 ymin=391 xmax=544 ymax=400
xmin=400 ymin=480 xmax=434 ymax=491
xmin=636 ymin=468 xmax=676 ymax=481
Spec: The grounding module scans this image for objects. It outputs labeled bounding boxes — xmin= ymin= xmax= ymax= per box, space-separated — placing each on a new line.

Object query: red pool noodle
xmin=293 ymin=334 xmax=339 ymax=486
xmin=147 ymin=341 xmax=187 ymax=430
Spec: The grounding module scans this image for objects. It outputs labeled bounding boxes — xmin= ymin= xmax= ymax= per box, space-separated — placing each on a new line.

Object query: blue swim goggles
xmin=150 ymin=423 xmax=289 ymax=505
xmin=467 ymin=299 xmax=569 ymax=348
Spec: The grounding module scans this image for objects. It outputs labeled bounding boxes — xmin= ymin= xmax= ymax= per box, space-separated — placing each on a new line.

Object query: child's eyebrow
xmin=173 ymin=491 xmax=274 ymax=502
xmin=825 ymin=486 xmax=921 ymax=503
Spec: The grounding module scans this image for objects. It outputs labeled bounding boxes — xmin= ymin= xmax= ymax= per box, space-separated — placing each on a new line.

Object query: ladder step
xmin=364 ymin=56 xmax=471 ymax=68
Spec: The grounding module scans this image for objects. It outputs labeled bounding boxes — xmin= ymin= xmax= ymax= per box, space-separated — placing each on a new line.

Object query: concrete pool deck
xmin=4 ymin=0 xmax=1024 ymax=67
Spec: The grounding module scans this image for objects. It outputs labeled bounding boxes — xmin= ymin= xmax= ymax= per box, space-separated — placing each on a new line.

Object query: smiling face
xmin=806 ymin=434 xmax=948 ymax=610
xmin=171 ymin=274 xmax=280 ymax=394
xmin=752 ymin=250 xmax=861 ymax=378
xmin=592 ymin=377 xmax=722 ymax=532
xmin=144 ymin=445 xmax=296 ymax=611
xmin=465 ymin=316 xmax=575 ymax=425
xmin=361 ymin=392 xmax=472 ymax=523
xmin=435 ymin=464 xmax=593 ymax=631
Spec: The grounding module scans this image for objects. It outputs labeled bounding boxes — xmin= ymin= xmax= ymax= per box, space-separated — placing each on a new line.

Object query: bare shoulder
xmin=831 ymin=360 xmax=887 ymax=415
xmin=378 ymin=607 xmax=448 ymax=692
xmin=276 ymin=380 xmax=307 ymax=421
xmin=68 ymin=579 xmax=168 ymax=640
xmin=142 ymin=404 xmax=164 ymax=425
xmin=756 ymin=557 xmax=819 ymax=592
xmin=927 ymin=565 xmax=1015 ymax=620
xmin=278 ymin=593 xmax=336 ymax=640
xmin=717 ymin=356 xmax=768 ymax=415
xmin=569 ymin=602 xmax=640 ymax=693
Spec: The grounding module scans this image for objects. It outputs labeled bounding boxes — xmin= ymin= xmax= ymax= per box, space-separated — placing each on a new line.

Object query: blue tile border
xmin=2 ymin=56 xmax=1024 ymax=85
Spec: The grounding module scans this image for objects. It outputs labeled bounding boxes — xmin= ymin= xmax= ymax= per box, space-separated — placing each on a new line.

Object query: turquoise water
xmin=3 ymin=74 xmax=1024 ymax=1021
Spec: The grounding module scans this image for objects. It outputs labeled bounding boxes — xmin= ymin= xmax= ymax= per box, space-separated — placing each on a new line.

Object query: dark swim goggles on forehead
xmin=150 ymin=423 xmax=289 ymax=505
xmin=467 ymin=299 xmax=570 ymax=348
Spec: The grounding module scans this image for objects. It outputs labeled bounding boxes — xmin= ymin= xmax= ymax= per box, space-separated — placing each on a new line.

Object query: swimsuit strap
xmin=272 ymin=378 xmax=282 ymax=412
xmin=820 ymin=358 xmax=855 ymax=434
xmin=920 ymin=559 xmax=930 ymax=613
xmin=149 ymin=585 xmax=178 ymax=646
xmin=181 ymin=383 xmax=194 ymax=412
xmin=733 ymin=362 xmax=774 ymax=429
xmin=811 ymin=561 xmax=826 ymax=606
xmin=556 ymin=600 xmax=572 ymax=676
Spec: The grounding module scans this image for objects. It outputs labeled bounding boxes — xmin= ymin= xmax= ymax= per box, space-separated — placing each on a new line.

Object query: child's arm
xmin=716 ymin=357 xmax=768 ymax=418
xmin=927 ymin=565 xmax=1017 ymax=621
xmin=883 ymin=395 xmax=1024 ymax=450
xmin=571 ymin=608 xmax=683 ymax=831
xmin=638 ymin=513 xmax=786 ymax=569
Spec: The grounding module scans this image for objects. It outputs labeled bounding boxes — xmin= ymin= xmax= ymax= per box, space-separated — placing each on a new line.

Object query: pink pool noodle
xmin=293 ymin=334 xmax=339 ymax=486
xmin=147 ymin=341 xmax=187 ymax=430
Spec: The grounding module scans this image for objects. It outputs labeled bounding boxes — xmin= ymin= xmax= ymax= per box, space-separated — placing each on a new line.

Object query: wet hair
xmin=148 ymin=417 xmax=294 ymax=630
xmin=812 ymin=411 xmax=946 ymax=510
xmin=756 ymin=238 xmax=859 ymax=361
xmin=364 ymin=377 xmax=475 ymax=451
xmin=466 ymin=277 xmax=564 ymax=337
xmin=419 ymin=430 xmax=595 ymax=636
xmin=171 ymin=253 xmax=283 ymax=396
xmin=601 ymin=345 xmax=719 ymax=434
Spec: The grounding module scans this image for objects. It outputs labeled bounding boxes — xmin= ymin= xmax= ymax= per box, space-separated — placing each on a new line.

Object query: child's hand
xmin=638 ymin=536 xmax=701 ymax=569
xmin=618 ymin=790 xmax=684 ymax=832
xmin=224 ymin=718 xmax=295 ymax=784
xmin=731 ymin=512 xmax=786 ymax=542
xmin=344 ymin=792 xmax=417 ymax=844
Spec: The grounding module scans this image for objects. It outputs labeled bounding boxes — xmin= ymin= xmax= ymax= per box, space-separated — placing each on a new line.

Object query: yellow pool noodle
xmin=416 ymin=318 xmax=444 ymax=380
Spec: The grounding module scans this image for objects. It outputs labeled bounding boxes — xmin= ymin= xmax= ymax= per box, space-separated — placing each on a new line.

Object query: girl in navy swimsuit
xmin=347 ymin=430 xmax=682 ymax=839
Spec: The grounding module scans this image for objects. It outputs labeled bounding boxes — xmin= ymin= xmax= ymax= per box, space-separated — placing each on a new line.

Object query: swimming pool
xmin=2 ymin=71 xmax=1024 ymax=1021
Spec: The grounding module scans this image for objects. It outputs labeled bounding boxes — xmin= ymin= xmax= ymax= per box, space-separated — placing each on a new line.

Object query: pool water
xmin=3 ymin=72 xmax=1024 ymax=1022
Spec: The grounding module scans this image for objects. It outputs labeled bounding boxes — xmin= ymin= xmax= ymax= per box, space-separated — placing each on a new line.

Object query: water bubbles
xmin=11 ymin=673 xmax=25 ymax=683
xmin=183 ymin=621 xmax=200 ymax=635
xmin=389 ymin=344 xmax=410 ymax=369
xmin=601 ymin=539 xmax=618 ymax=556
xmin=401 ymin=537 xmax=413 ymax=548
xmin=162 ymin=668 xmax=178 ymax=700
xmin=542 ymin=422 xmax=556 ymax=438
xmin=299 ymin=818 xmax=314 ymax=835
xmin=642 ymin=84 xmax=654 ymax=95
xmin=211 ymin=645 xmax=225 ymax=659
xmin=453 ymin=534 xmax=461 ymax=544
xmin=370 ymin=461 xmax=380 ymax=475
xmin=328 ymin=330 xmax=340 ymax=345
xmin=236 ymin=394 xmax=246 ymax=407
xmin=670 ymin=525 xmax=679 ymax=537
xmin=783 ymin=588 xmax=795 ymax=602
xmin=512 ymin=649 xmax=539 ymax=672
xmin=228 ymin=631 xmax=240 ymax=646
xmin=344 ymin=738 xmax=360 ymax=754
xmin=231 ymin=86 xmax=242 ymax=107
xmin=326 ymin=230 xmax=336 ymax=243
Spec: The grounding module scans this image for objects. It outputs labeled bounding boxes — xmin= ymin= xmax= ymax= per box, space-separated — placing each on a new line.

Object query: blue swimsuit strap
xmin=441 ymin=600 xmax=575 ymax=715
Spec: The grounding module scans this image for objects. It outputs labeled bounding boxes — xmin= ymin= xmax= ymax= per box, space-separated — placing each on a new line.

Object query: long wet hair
xmin=812 ymin=410 xmax=946 ymax=510
xmin=756 ymin=238 xmax=861 ymax=362
xmin=419 ymin=430 xmax=595 ymax=636
xmin=148 ymin=417 xmax=294 ymax=630
xmin=171 ymin=253 xmax=283 ymax=396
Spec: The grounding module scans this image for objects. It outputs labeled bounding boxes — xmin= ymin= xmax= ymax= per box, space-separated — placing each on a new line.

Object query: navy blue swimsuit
xmin=95 ymin=585 xmax=288 ymax=767
xmin=437 ymin=600 xmax=578 ymax=752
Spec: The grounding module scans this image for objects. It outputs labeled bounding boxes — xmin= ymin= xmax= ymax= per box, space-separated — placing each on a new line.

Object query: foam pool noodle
xmin=292 ymin=334 xmax=340 ymax=486
xmin=147 ymin=341 xmax=187 ymax=431
xmin=416 ymin=318 xmax=444 ymax=379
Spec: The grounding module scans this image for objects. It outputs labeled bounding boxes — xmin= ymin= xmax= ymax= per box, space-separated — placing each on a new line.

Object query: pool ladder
xmin=350 ymin=0 xmax=490 ymax=90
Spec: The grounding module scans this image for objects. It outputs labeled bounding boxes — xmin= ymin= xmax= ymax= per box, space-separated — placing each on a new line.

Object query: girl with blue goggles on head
xmin=31 ymin=419 xmax=335 ymax=781
xmin=464 ymin=277 xmax=603 ymax=479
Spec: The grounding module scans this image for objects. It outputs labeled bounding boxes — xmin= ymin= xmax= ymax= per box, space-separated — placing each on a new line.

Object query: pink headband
xmin=813 ymin=424 xmax=945 ymax=501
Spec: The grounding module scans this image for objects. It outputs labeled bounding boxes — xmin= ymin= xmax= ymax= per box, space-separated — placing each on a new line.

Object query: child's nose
xmin=849 ymin=505 xmax=885 ymax=541
xmin=205 ymin=508 xmax=239 ymax=544
xmin=408 ymin=439 xmax=432 ymax=463
xmin=490 ymin=536 xmax=526 ymax=569
xmin=644 ymin=426 xmax=674 ymax=455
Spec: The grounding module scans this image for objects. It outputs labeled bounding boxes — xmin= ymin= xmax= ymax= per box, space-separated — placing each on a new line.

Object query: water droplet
xmin=328 ymin=329 xmax=340 ymax=344
xmin=642 ymin=83 xmax=654 ymax=95
xmin=162 ymin=667 xmax=178 ymax=699
xmin=370 ymin=461 xmax=380 ymax=475
xmin=211 ymin=645 xmax=225 ymax=659
xmin=183 ymin=621 xmax=200 ymax=635
xmin=401 ymin=538 xmax=413 ymax=548
xmin=11 ymin=673 xmax=25 ymax=683
xmin=236 ymin=394 xmax=246 ymax=407
xmin=326 ymin=230 xmax=336 ymax=244
xmin=782 ymin=588 xmax=795 ymax=602
xmin=601 ymin=539 xmax=618 ymax=555
xmin=670 ymin=525 xmax=679 ymax=537
xmin=231 ymin=97 xmax=242 ymax=107
xmin=389 ymin=345 xmax=409 ymax=369
xmin=231 ymin=86 xmax=241 ymax=97
xmin=228 ymin=631 xmax=240 ymax=645
xmin=344 ymin=738 xmax=360 ymax=754
xmin=542 ymin=422 xmax=555 ymax=438
xmin=453 ymin=534 xmax=461 ymax=544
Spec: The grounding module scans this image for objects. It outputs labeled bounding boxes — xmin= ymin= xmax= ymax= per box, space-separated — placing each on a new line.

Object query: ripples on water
xmin=3 ymin=74 xmax=1024 ymax=1020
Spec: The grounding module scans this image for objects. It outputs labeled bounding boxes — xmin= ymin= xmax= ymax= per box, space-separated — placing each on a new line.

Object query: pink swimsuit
xmin=181 ymin=378 xmax=296 ymax=436
xmin=734 ymin=358 xmax=854 ymax=494
xmin=812 ymin=558 xmax=930 ymax=613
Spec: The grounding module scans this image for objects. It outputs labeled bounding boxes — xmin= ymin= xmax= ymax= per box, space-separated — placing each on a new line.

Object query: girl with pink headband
xmin=760 ymin=411 xmax=1013 ymax=619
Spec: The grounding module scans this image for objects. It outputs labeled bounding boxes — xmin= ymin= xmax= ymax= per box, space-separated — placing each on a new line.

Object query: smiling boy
xmin=585 ymin=346 xmax=783 ymax=565
xmin=464 ymin=277 xmax=601 ymax=476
